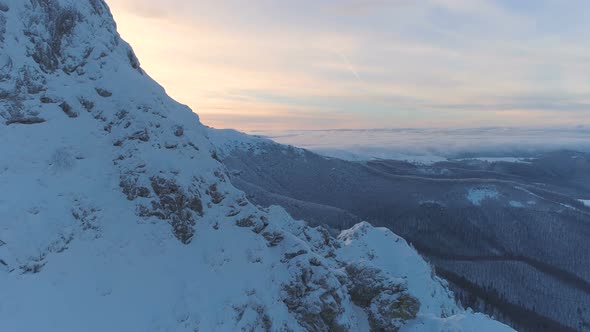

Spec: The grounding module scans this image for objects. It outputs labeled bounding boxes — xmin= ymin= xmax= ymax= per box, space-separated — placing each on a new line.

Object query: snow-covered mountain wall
xmin=0 ymin=1 xmax=513 ymax=331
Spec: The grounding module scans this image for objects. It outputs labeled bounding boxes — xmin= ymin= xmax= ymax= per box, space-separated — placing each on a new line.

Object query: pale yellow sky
xmin=107 ymin=0 xmax=590 ymax=131
xmin=109 ymin=1 xmax=375 ymax=130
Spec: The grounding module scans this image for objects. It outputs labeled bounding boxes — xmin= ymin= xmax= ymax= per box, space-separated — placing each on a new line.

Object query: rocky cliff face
xmin=0 ymin=1 xmax=513 ymax=331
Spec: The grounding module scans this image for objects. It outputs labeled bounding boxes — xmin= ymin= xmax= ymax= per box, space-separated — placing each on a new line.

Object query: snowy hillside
xmin=0 ymin=1 xmax=512 ymax=331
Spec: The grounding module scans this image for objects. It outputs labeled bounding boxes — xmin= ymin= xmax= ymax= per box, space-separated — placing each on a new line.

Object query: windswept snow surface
xmin=0 ymin=1 xmax=512 ymax=331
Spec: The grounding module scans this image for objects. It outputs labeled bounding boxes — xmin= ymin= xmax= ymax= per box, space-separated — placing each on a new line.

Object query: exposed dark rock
xmin=282 ymin=261 xmax=350 ymax=332
xmin=137 ymin=176 xmax=204 ymax=244
xmin=252 ymin=216 xmax=269 ymax=234
xmin=27 ymin=0 xmax=82 ymax=73
xmin=95 ymin=88 xmax=112 ymax=97
xmin=51 ymin=6 xmax=79 ymax=56
xmin=262 ymin=231 xmax=284 ymax=247
xmin=188 ymin=142 xmax=199 ymax=151
xmin=71 ymin=205 xmax=100 ymax=232
xmin=0 ymin=54 xmax=12 ymax=81
xmin=165 ymin=144 xmax=177 ymax=149
xmin=346 ymin=263 xmax=397 ymax=307
xmin=116 ymin=110 xmax=128 ymax=120
xmin=0 ymin=15 xmax=5 ymax=43
xmin=119 ymin=175 xmax=150 ymax=200
xmin=236 ymin=215 xmax=255 ymax=227
xmin=188 ymin=196 xmax=203 ymax=216
xmin=19 ymin=252 xmax=47 ymax=274
xmin=226 ymin=208 xmax=240 ymax=217
xmin=235 ymin=215 xmax=270 ymax=235
xmin=59 ymin=101 xmax=77 ymax=118
xmin=345 ymin=262 xmax=420 ymax=331
xmin=207 ymin=183 xmax=224 ymax=204
xmin=173 ymin=125 xmax=184 ymax=137
xmin=20 ymin=260 xmax=45 ymax=274
xmin=6 ymin=117 xmax=46 ymax=125
xmin=369 ymin=293 xmax=420 ymax=332
xmin=127 ymin=48 xmax=142 ymax=73
xmin=309 ymin=257 xmax=322 ymax=266
xmin=40 ymin=96 xmax=56 ymax=103
xmin=214 ymin=170 xmax=226 ymax=182
xmin=233 ymin=302 xmax=273 ymax=332
xmin=88 ymin=0 xmax=105 ymax=15
xmin=119 ymin=176 xmax=136 ymax=200
xmin=129 ymin=129 xmax=149 ymax=142
xmin=211 ymin=150 xmax=221 ymax=162
xmin=16 ymin=66 xmax=46 ymax=94
xmin=78 ymin=97 xmax=94 ymax=111
xmin=284 ymin=249 xmax=308 ymax=260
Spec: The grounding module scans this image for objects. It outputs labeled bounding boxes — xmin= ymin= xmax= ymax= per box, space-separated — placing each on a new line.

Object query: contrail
xmin=334 ymin=51 xmax=367 ymax=89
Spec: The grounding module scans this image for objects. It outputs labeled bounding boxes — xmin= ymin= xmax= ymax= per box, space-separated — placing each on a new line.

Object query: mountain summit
xmin=0 ymin=1 xmax=512 ymax=331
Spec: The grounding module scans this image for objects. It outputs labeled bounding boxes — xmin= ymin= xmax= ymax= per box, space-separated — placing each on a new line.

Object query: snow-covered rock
xmin=337 ymin=223 xmax=512 ymax=331
xmin=0 ymin=1 xmax=513 ymax=331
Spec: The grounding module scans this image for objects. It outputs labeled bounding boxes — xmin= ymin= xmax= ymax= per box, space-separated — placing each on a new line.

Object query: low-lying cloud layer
xmin=253 ymin=126 xmax=590 ymax=161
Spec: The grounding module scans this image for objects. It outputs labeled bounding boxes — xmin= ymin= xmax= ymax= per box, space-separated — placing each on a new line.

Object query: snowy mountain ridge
xmin=0 ymin=1 xmax=512 ymax=331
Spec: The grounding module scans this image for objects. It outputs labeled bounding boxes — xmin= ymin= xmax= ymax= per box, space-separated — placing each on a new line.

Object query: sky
xmin=108 ymin=0 xmax=590 ymax=131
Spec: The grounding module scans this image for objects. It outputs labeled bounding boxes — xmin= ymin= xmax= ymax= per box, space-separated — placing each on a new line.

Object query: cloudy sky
xmin=108 ymin=0 xmax=590 ymax=131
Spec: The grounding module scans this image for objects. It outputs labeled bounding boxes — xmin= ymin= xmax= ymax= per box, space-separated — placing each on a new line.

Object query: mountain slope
xmin=210 ymin=129 xmax=590 ymax=331
xmin=0 ymin=1 xmax=511 ymax=331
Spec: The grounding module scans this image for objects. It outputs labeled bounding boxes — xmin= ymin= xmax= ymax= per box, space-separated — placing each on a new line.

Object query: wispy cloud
xmin=108 ymin=0 xmax=590 ymax=130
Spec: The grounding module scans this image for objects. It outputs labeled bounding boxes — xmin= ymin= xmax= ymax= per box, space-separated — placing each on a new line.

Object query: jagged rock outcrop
xmin=345 ymin=261 xmax=420 ymax=331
